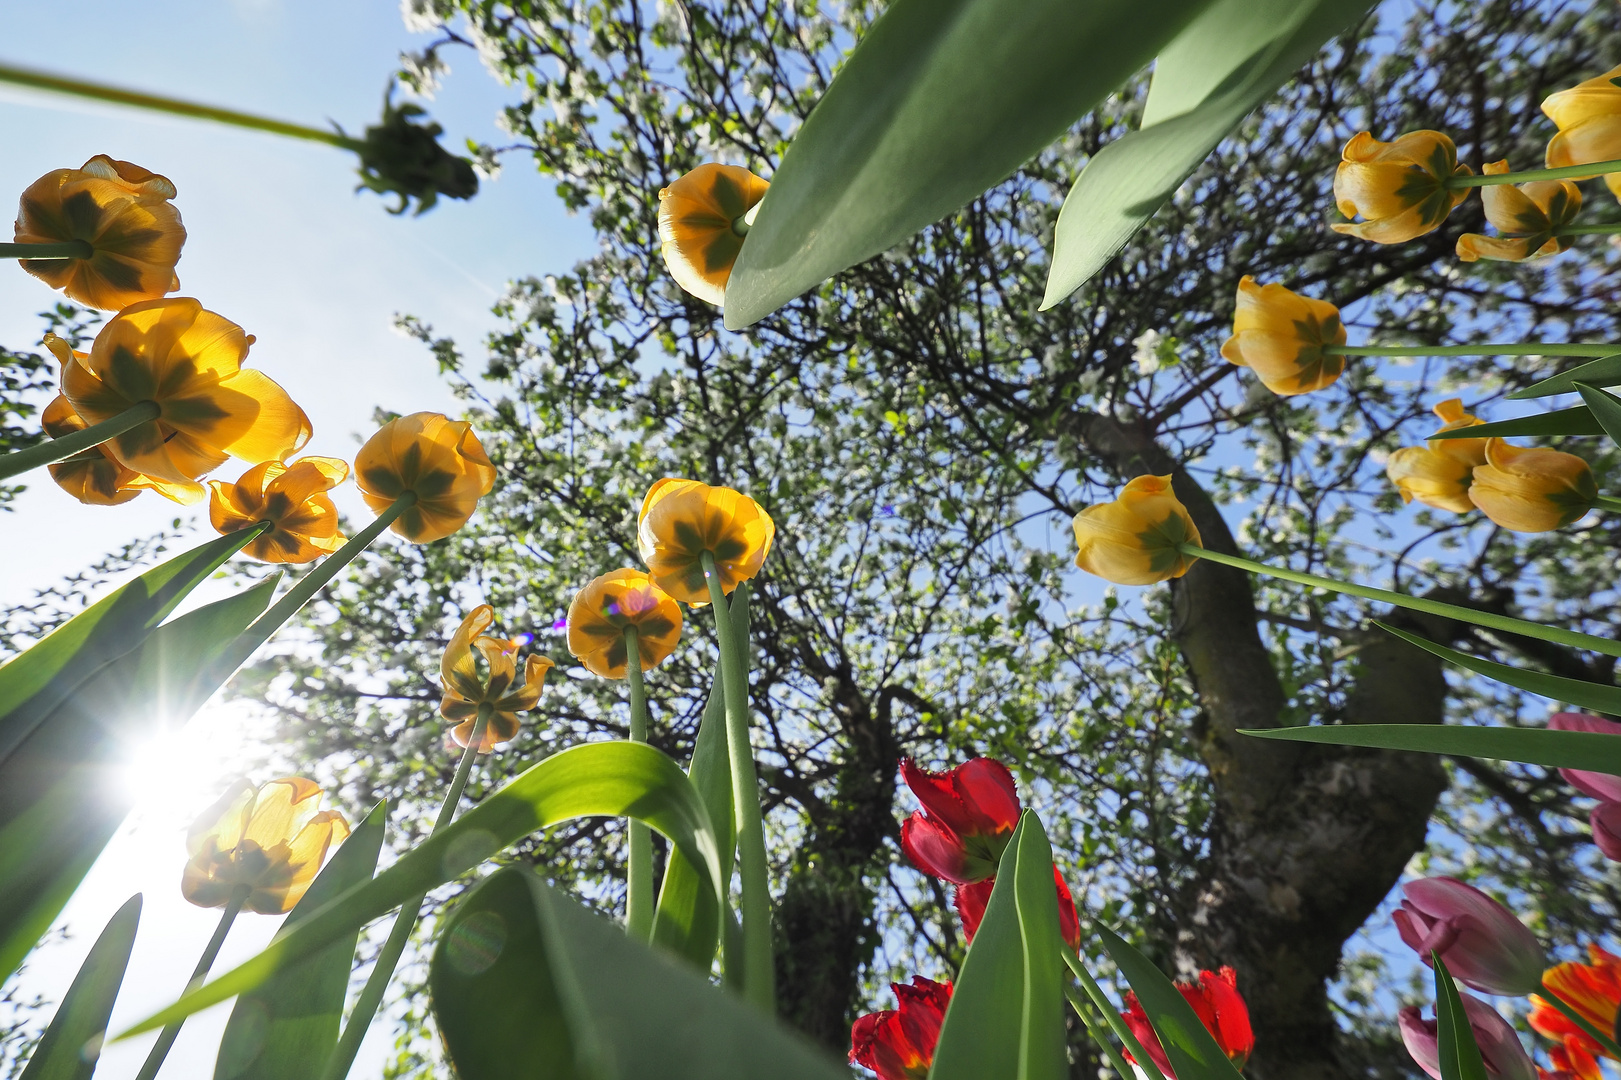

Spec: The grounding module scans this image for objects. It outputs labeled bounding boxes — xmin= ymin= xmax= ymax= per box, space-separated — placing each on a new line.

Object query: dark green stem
xmin=133 ymin=887 xmax=248 ymax=1080
xmin=1064 ymin=981 xmax=1138 ymax=1080
xmin=0 ymin=63 xmax=361 ymax=150
xmin=1448 ymin=158 xmax=1621 ymax=188
xmin=1062 ymin=946 xmax=1169 ymax=1080
xmin=1179 ymin=543 xmax=1621 ymax=660
xmin=1540 ymin=978 xmax=1621 ymax=1059
xmin=624 ymin=627 xmax=655 ymax=942
xmin=1 ymin=240 xmax=92 ymax=260
xmin=0 ymin=399 xmax=159 ymax=483
xmin=1325 ymin=343 xmax=1618 ymax=358
xmin=319 ymin=704 xmax=490 ymax=1080
xmin=702 ymin=550 xmax=773 ymax=1012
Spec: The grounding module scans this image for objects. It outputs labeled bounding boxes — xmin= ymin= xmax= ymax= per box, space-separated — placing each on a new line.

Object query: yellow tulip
xmin=13 ymin=155 xmax=186 ymax=311
xmin=354 ymin=412 xmax=496 ymax=543
xmin=41 ymin=394 xmax=141 ymax=506
xmin=566 ymin=569 xmax=683 ymax=679
xmin=1072 ymin=474 xmax=1202 ymax=586
xmin=658 ymin=164 xmax=770 ymax=306
xmin=53 ymin=299 xmax=311 ymax=501
xmin=1219 ymin=276 xmax=1347 ymax=395
xmin=1469 ymin=438 xmax=1596 ymax=533
xmin=208 ymin=457 xmax=349 ymax=563
xmin=182 ymin=777 xmax=349 ymax=914
xmin=1331 ymin=130 xmax=1472 ymax=243
xmin=637 ymin=477 xmax=775 ymax=604
xmin=1385 ymin=399 xmax=1490 ymax=514
xmin=439 ymin=605 xmax=554 ymax=752
xmin=1543 ymin=63 xmax=1621 ymax=201
xmin=1456 ymin=161 xmax=1582 ymax=262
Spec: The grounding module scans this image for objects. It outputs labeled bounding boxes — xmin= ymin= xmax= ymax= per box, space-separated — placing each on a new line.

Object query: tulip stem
xmin=0 ymin=240 xmax=93 ymax=260
xmin=319 ymin=704 xmax=490 ymax=1080
xmin=0 ymin=399 xmax=160 ymax=483
xmin=1593 ymin=495 xmax=1621 ymax=513
xmin=1064 ymin=982 xmax=1139 ymax=1080
xmin=702 ymin=550 xmax=774 ymax=1012
xmin=133 ymin=886 xmax=249 ymax=1080
xmin=1062 ymin=946 xmax=1170 ymax=1080
xmin=1178 ymin=543 xmax=1621 ymax=660
xmin=1324 ymin=343 xmax=1620 ymax=358
xmin=202 ymin=492 xmax=418 ymax=688
xmin=624 ymin=627 xmax=656 ymax=943
xmin=1448 ymin=158 xmax=1621 ymax=188
xmin=0 ymin=62 xmax=362 ymax=150
xmin=1539 ymin=978 xmax=1621 ymax=1060
xmin=1555 ymin=223 xmax=1621 ymax=236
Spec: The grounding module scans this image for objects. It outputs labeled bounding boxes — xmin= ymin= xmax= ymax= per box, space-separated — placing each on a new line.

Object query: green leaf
xmin=428 ymin=867 xmax=849 ymax=1080
xmin=1370 ymin=621 xmax=1621 ymax=715
xmin=1241 ymin=723 xmax=1621 ymax=773
xmin=17 ymin=894 xmax=141 ymax=1080
xmin=0 ymin=529 xmax=256 ymax=767
xmin=1576 ymin=383 xmax=1621 ymax=445
xmin=117 ymin=740 xmax=723 ymax=1036
xmin=1094 ymin=924 xmax=1247 ymax=1080
xmin=1428 ymin=405 xmax=1602 ymax=440
xmin=1432 ymin=954 xmax=1489 ymax=1080
xmin=721 ymin=0 xmax=1213 ymax=330
xmin=1041 ymin=0 xmax=1374 ymax=307
xmin=0 ymin=580 xmax=277 ymax=984
xmin=213 ymin=800 xmax=389 ymax=1080
xmin=1510 ymin=353 xmax=1621 ymax=399
xmin=930 ymin=810 xmax=1067 ymax=1080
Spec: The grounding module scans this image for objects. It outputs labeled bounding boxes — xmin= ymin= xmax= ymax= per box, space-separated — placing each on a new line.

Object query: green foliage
xmin=1430 ymin=955 xmax=1487 ymax=1080
xmin=1429 ymin=404 xmax=1602 ymax=439
xmin=1248 ymin=720 xmax=1621 ymax=774
xmin=17 ymin=895 xmax=139 ymax=1080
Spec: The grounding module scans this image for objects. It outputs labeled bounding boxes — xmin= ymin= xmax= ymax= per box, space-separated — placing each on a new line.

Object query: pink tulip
xmin=1591 ymin=802 xmax=1621 ymax=862
xmin=1394 ymin=877 xmax=1544 ymax=995
xmin=1548 ymin=714 xmax=1621 ymax=802
xmin=1399 ymin=996 xmax=1536 ymax=1080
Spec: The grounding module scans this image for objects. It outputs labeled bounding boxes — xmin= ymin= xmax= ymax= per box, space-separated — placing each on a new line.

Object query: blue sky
xmin=0 ymin=1 xmax=591 ymax=1076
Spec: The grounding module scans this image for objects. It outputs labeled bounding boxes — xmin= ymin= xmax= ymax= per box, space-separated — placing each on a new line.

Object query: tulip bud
xmin=566 ymin=569 xmax=683 ymax=679
xmin=1072 ymin=475 xmax=1202 ymax=586
xmin=1543 ymin=63 xmax=1621 ymax=203
xmin=1331 ymin=130 xmax=1473 ymax=243
xmin=1456 ymin=161 xmax=1582 ymax=263
xmin=898 ymin=758 xmax=1020 ymax=884
xmin=1399 ymin=996 xmax=1536 ymax=1080
xmin=354 ymin=412 xmax=497 ymax=543
xmin=1547 ymin=714 xmax=1621 ymax=802
xmin=1219 ymin=276 xmax=1347 ymax=396
xmin=657 ymin=164 xmax=770 ymax=306
xmin=1386 ymin=399 xmax=1490 ymax=514
xmin=1468 ymin=439 xmax=1596 ymax=533
xmin=1394 ymin=876 xmax=1545 ymax=996
xmin=637 ymin=477 xmax=774 ymax=604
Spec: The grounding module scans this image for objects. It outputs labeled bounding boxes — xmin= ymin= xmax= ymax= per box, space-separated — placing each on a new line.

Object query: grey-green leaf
xmin=1428 ymin=404 xmax=1602 ymax=440
xmin=721 ymin=0 xmax=1212 ymax=330
xmin=1510 ymin=353 xmax=1621 ymax=399
xmin=1240 ymin=723 xmax=1621 ymax=774
xmin=1094 ymin=924 xmax=1248 ymax=1080
xmin=1042 ymin=0 xmax=1375 ymax=307
xmin=213 ymin=800 xmax=389 ymax=1080
xmin=19 ymin=893 xmax=141 ymax=1080
xmin=428 ymin=867 xmax=850 ymax=1080
xmin=1432 ymin=954 xmax=1489 ymax=1080
xmin=1370 ymin=621 xmax=1621 ymax=715
xmin=1576 ymin=383 xmax=1621 ymax=445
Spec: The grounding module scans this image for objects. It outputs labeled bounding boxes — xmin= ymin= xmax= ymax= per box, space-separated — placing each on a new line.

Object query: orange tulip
xmin=208 ymin=457 xmax=349 ymax=563
xmin=354 ymin=412 xmax=496 ymax=543
xmin=1543 ymin=64 xmax=1621 ymax=202
xmin=182 ymin=777 xmax=349 ymax=914
xmin=637 ymin=478 xmax=775 ymax=604
xmin=1385 ymin=399 xmax=1490 ymax=514
xmin=1456 ymin=161 xmax=1582 ymax=262
xmin=1331 ymin=130 xmax=1472 ymax=243
xmin=1530 ymin=944 xmax=1621 ymax=1060
xmin=1219 ymin=276 xmax=1347 ymax=396
xmin=1072 ymin=475 xmax=1202 ymax=586
xmin=1469 ymin=439 xmax=1596 ymax=532
xmin=53 ymin=299 xmax=310 ymax=501
xmin=658 ymin=164 xmax=770 ymax=306
xmin=13 ymin=155 xmax=186 ymax=310
xmin=439 ymin=605 xmax=554 ymax=752
xmin=566 ymin=568 xmax=683 ymax=679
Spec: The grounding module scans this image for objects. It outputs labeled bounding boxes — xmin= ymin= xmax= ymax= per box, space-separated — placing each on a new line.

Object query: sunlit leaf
xmin=1094 ymin=924 xmax=1247 ymax=1080
xmin=428 ymin=867 xmax=850 ymax=1080
xmin=1042 ymin=0 xmax=1374 ymax=307
xmin=17 ymin=893 xmax=141 ymax=1080
xmin=117 ymin=741 xmax=723 ymax=1036
xmin=721 ymin=0 xmax=1213 ymax=329
xmin=213 ymin=800 xmax=388 ymax=1080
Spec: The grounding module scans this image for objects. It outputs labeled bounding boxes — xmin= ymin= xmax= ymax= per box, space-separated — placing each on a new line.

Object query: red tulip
xmin=1120 ymin=967 xmax=1255 ymax=1079
xmin=898 ymin=757 xmax=1020 ymax=884
xmin=1530 ymin=944 xmax=1621 ymax=1059
xmin=849 ymin=976 xmax=953 ymax=1080
xmin=1545 ymin=1037 xmax=1606 ymax=1080
xmin=1399 ymin=995 xmax=1535 ymax=1080
xmin=1548 ymin=714 xmax=1621 ymax=802
xmin=954 ymin=866 xmax=1081 ymax=951
xmin=1394 ymin=877 xmax=1545 ymax=995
